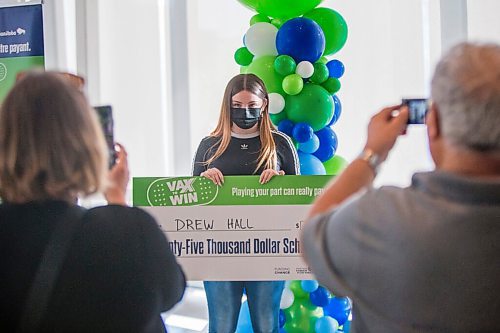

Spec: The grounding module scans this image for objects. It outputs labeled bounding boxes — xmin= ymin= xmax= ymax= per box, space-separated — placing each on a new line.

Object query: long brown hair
xmin=207 ymin=74 xmax=277 ymax=173
xmin=0 ymin=71 xmax=108 ymax=203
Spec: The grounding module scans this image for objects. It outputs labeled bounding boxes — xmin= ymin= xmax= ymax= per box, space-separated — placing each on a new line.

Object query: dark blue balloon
xmin=328 ymin=95 xmax=342 ymax=126
xmin=313 ymin=127 xmax=338 ymax=162
xmin=292 ymin=122 xmax=314 ymax=143
xmin=327 ymin=60 xmax=345 ymax=78
xmin=309 ymin=286 xmax=331 ymax=307
xmin=276 ymin=17 xmax=325 ymax=63
xmin=324 ymin=297 xmax=351 ymax=325
xmin=278 ymin=119 xmax=295 ymax=137
xmin=298 ymin=152 xmax=326 ymax=175
xmin=279 ymin=309 xmax=286 ymax=328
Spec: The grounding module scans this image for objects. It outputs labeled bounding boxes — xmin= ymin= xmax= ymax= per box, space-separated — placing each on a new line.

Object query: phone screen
xmin=94 ymin=105 xmax=116 ymax=168
xmin=402 ymin=98 xmax=429 ymax=125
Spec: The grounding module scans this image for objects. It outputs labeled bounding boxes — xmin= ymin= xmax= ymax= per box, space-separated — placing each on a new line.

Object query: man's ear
xmin=427 ymin=102 xmax=441 ymax=140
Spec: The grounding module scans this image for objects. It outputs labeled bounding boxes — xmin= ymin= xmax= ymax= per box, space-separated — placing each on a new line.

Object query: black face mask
xmin=230 ymin=107 xmax=261 ymax=130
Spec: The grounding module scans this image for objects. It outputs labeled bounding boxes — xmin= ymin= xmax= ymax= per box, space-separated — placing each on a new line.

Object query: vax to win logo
xmin=147 ymin=177 xmax=219 ymax=206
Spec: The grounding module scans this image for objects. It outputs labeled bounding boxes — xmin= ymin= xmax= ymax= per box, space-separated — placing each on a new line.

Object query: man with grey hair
xmin=302 ymin=42 xmax=500 ymax=332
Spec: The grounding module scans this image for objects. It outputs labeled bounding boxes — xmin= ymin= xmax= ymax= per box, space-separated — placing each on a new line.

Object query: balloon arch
xmin=233 ymin=1 xmax=352 ymax=332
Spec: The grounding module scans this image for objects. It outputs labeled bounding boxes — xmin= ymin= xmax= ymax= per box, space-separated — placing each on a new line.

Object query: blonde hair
xmin=207 ymin=74 xmax=277 ymax=173
xmin=0 ymin=71 xmax=108 ymax=203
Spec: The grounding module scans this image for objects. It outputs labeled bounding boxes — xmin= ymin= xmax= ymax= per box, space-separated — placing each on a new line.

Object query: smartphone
xmin=94 ymin=105 xmax=116 ymax=168
xmin=402 ymin=98 xmax=429 ymax=125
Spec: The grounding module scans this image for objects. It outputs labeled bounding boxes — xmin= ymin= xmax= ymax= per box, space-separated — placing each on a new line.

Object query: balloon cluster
xmin=235 ymin=0 xmax=349 ymax=176
xmin=234 ymin=1 xmax=352 ymax=331
xmin=236 ymin=281 xmax=352 ymax=333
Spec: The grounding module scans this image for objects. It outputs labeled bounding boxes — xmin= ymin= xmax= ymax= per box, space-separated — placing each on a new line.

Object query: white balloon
xmin=280 ymin=289 xmax=295 ymax=309
xmin=244 ymin=22 xmax=278 ymax=57
xmin=268 ymin=93 xmax=285 ymax=114
xmin=296 ymin=61 xmax=315 ymax=79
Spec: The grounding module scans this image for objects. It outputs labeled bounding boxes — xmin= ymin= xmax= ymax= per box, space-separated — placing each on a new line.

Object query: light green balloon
xmin=283 ymin=74 xmax=304 ymax=96
xmin=271 ymin=17 xmax=285 ymax=28
xmin=289 ymin=280 xmax=309 ymax=299
xmin=304 ymin=7 xmax=348 ymax=55
xmin=285 ymin=83 xmax=334 ymax=131
xmin=318 ymin=56 xmax=329 ymax=64
xmin=238 ymin=0 xmax=323 ymax=19
xmin=322 ymin=77 xmax=341 ymax=95
xmin=284 ymin=298 xmax=323 ymax=333
xmin=274 ymin=55 xmax=296 ymax=76
xmin=323 ymin=155 xmax=348 ymax=175
xmin=250 ymin=13 xmax=270 ymax=25
xmin=242 ymin=55 xmax=285 ymax=94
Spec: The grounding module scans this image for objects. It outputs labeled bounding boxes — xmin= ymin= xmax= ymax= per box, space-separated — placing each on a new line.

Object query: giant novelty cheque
xmin=133 ymin=175 xmax=332 ymax=280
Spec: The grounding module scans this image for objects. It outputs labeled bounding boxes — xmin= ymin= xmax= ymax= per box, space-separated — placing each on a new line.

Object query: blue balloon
xmin=310 ymin=286 xmax=331 ymax=307
xmin=298 ymin=134 xmax=320 ymax=153
xmin=292 ymin=122 xmax=314 ymax=143
xmin=313 ymin=127 xmax=338 ymax=162
xmin=301 ymin=280 xmax=319 ymax=293
xmin=324 ymin=297 xmax=351 ymax=325
xmin=236 ymin=301 xmax=253 ymax=333
xmin=279 ymin=329 xmax=288 ymax=333
xmin=315 ymin=316 xmax=339 ymax=333
xmin=328 ymin=95 xmax=342 ymax=126
xmin=276 ymin=17 xmax=326 ymax=63
xmin=278 ymin=119 xmax=295 ymax=137
xmin=327 ymin=60 xmax=345 ymax=78
xmin=279 ymin=309 xmax=286 ymax=328
xmin=342 ymin=319 xmax=352 ymax=333
xmin=298 ymin=152 xmax=326 ymax=175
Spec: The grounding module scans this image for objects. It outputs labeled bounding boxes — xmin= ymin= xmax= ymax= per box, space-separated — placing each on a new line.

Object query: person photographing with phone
xmin=0 ymin=71 xmax=185 ymax=332
xmin=192 ymin=74 xmax=299 ymax=333
xmin=301 ymin=42 xmax=500 ymax=332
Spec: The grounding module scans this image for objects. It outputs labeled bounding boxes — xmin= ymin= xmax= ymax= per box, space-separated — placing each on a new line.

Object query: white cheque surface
xmin=143 ymin=205 xmax=313 ymax=281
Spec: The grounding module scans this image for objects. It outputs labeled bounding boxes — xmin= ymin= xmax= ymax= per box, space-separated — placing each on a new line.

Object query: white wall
xmin=87 ymin=0 xmax=174 ymax=178
xmin=467 ymin=0 xmax=500 ymax=44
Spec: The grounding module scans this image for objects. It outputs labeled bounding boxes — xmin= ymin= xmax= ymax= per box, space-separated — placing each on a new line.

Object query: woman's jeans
xmin=204 ymin=280 xmax=285 ymax=333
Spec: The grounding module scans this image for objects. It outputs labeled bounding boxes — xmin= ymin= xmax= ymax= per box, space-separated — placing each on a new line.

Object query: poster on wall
xmin=133 ymin=175 xmax=332 ymax=281
xmin=0 ymin=4 xmax=44 ymax=102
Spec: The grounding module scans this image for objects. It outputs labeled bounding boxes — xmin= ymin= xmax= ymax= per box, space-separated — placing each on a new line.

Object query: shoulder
xmin=272 ymin=131 xmax=295 ymax=150
xmin=198 ymin=136 xmax=220 ymax=149
xmin=83 ymin=205 xmax=159 ymax=236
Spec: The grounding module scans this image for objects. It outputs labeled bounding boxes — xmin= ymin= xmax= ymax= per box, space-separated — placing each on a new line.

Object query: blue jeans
xmin=204 ymin=281 xmax=284 ymax=333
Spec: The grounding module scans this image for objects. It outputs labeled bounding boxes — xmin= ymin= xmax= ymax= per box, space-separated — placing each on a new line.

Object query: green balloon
xmin=284 ymin=298 xmax=323 ymax=333
xmin=285 ymin=83 xmax=334 ymax=131
xmin=283 ymin=74 xmax=304 ymax=96
xmin=234 ymin=47 xmax=254 ymax=66
xmin=250 ymin=13 xmax=270 ymax=25
xmin=323 ymin=155 xmax=348 ymax=175
xmin=322 ymin=77 xmax=341 ymax=95
xmin=271 ymin=18 xmax=286 ymax=28
xmin=270 ymin=111 xmax=287 ymax=126
xmin=274 ymin=55 xmax=296 ymax=76
xmin=318 ymin=56 xmax=329 ymax=64
xmin=310 ymin=62 xmax=329 ymax=84
xmin=238 ymin=0 xmax=323 ymax=19
xmin=289 ymin=281 xmax=309 ymax=299
xmin=243 ymin=55 xmax=285 ymax=94
xmin=304 ymin=8 xmax=348 ymax=55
